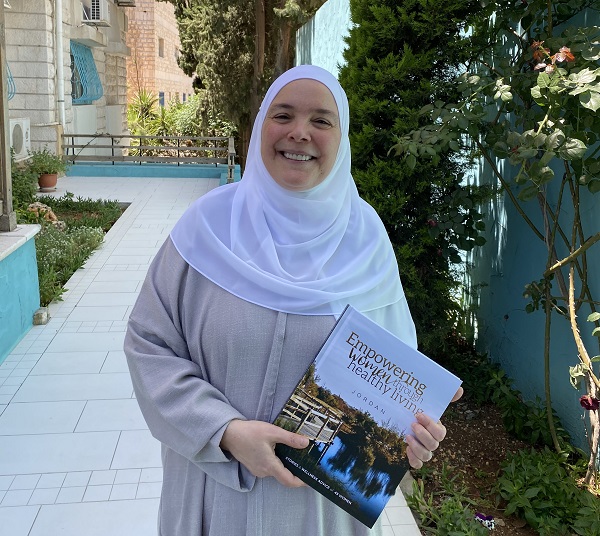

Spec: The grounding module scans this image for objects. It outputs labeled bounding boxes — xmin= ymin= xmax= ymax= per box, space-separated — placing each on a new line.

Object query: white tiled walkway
xmin=0 ymin=175 xmax=420 ymax=535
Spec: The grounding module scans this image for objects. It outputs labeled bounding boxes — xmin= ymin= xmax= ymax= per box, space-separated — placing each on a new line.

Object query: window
xmin=182 ymin=93 xmax=186 ymax=103
xmin=159 ymin=92 xmax=165 ymax=107
xmin=158 ymin=38 xmax=165 ymax=58
xmin=7 ymin=62 xmax=15 ymax=101
xmin=70 ymin=41 xmax=103 ymax=105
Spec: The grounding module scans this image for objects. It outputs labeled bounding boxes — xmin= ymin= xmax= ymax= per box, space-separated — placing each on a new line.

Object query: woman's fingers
xmin=405 ymin=412 xmax=450 ymax=468
xmin=451 ymin=386 xmax=464 ymax=403
xmin=220 ymin=419 xmax=309 ymax=487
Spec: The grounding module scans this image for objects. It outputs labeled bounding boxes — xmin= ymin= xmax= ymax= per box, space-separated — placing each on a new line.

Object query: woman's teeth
xmin=283 ymin=152 xmax=313 ymax=161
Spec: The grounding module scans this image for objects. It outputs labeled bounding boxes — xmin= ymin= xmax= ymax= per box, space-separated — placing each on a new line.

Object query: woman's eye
xmin=314 ymin=119 xmax=332 ymax=127
xmin=273 ymin=114 xmax=290 ymax=121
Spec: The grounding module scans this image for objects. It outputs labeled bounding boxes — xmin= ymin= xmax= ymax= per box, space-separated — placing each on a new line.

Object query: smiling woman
xmin=124 ymin=65 xmax=460 ymax=536
xmin=260 ymin=79 xmax=342 ymax=191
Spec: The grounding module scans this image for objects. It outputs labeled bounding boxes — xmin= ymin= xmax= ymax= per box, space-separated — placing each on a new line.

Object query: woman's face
xmin=261 ymin=79 xmax=341 ymax=191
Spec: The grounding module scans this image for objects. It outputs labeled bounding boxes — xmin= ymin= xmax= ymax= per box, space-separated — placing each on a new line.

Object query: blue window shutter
xmin=7 ymin=62 xmax=15 ymax=101
xmin=70 ymin=41 xmax=103 ymax=105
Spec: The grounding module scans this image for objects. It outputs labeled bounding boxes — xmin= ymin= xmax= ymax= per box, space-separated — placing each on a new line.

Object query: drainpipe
xmin=55 ymin=0 xmax=66 ymax=131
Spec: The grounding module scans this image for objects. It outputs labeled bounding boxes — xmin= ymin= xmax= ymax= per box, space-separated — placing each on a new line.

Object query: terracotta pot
xmin=38 ymin=173 xmax=58 ymax=191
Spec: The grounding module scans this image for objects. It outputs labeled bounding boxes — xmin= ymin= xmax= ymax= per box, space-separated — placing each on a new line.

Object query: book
xmin=273 ymin=305 xmax=462 ymax=528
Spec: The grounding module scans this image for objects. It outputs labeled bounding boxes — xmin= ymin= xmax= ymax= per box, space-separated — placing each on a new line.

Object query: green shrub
xmin=496 ymin=447 xmax=598 ymax=536
xmin=28 ymin=147 xmax=69 ymax=175
xmin=338 ymin=0 xmax=489 ymax=359
xmin=11 ymin=157 xmax=38 ymax=211
xmin=407 ymin=478 xmax=488 ymax=536
xmin=37 ymin=193 xmax=123 ymax=232
xmin=487 ymin=370 xmax=572 ymax=450
xmin=35 ymin=224 xmax=104 ymax=306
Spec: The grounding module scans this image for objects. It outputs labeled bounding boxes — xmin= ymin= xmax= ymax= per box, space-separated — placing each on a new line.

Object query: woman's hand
xmin=220 ymin=419 xmax=309 ymax=488
xmin=406 ymin=386 xmax=463 ymax=469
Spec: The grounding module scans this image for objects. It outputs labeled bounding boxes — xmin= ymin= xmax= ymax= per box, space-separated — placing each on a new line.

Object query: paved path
xmin=0 ymin=175 xmax=420 ymax=536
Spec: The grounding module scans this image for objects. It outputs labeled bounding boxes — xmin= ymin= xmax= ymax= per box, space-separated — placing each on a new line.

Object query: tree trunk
xmin=275 ymin=20 xmax=293 ymax=78
xmin=251 ymin=0 xmax=266 ymax=130
xmin=584 ymin=378 xmax=599 ymax=488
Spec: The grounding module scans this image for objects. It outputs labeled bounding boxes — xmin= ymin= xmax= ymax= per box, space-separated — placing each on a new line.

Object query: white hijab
xmin=170 ymin=65 xmax=416 ymax=344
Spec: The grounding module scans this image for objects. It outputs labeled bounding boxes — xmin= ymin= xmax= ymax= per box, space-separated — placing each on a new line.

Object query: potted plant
xmin=28 ymin=147 xmax=69 ymax=191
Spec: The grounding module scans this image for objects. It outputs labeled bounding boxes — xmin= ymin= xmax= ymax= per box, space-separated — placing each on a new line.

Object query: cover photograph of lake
xmin=275 ymin=367 xmax=410 ymax=527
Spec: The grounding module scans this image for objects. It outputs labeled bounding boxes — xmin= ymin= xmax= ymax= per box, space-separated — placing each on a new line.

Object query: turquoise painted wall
xmin=0 ymin=236 xmax=40 ymax=363
xmin=465 ymin=11 xmax=600 ymax=450
xmin=296 ymin=2 xmax=599 ymax=451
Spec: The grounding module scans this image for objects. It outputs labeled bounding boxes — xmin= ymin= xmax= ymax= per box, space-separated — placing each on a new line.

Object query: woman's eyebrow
xmin=269 ymin=103 xmax=338 ymax=118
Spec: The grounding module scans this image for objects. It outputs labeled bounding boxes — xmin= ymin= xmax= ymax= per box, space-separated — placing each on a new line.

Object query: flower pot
xmin=38 ymin=173 xmax=58 ymax=192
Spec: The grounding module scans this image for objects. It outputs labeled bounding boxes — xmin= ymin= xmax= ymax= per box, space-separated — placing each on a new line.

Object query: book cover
xmin=273 ymin=305 xmax=462 ymax=528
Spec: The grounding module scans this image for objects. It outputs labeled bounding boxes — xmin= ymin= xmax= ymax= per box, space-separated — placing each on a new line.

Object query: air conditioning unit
xmin=82 ymin=0 xmax=110 ymax=27
xmin=9 ymin=118 xmax=31 ymax=161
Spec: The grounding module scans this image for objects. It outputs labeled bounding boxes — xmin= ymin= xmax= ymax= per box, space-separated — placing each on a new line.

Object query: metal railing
xmin=62 ymin=134 xmax=237 ymax=183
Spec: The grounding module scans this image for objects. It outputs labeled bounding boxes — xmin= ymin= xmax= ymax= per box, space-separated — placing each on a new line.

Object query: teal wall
xmin=296 ymin=2 xmax=599 ymax=451
xmin=0 ymin=234 xmax=40 ymax=364
xmin=466 ymin=10 xmax=599 ymax=450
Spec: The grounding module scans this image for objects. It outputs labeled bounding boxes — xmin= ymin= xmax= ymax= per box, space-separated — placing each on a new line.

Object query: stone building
xmin=125 ymin=0 xmax=193 ymax=106
xmin=5 ymin=0 xmax=134 ymax=155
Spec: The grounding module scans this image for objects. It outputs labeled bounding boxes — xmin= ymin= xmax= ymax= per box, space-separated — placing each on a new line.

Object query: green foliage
xmin=28 ymin=147 xmax=69 ymax=176
xmin=37 ymin=193 xmax=123 ymax=232
xmin=487 ymin=369 xmax=573 ymax=449
xmin=338 ymin=0 xmax=489 ymax=359
xmin=496 ymin=447 xmax=599 ymax=535
xmin=407 ymin=471 xmax=488 ymax=535
xmin=35 ymin=224 xmax=104 ymax=306
xmin=389 ymin=0 xmax=600 ymax=485
xmin=29 ymin=193 xmax=122 ymax=306
xmin=164 ymin=0 xmax=325 ymax=150
xmin=127 ymin=90 xmax=236 ymax=141
xmin=11 ymin=156 xmax=38 ymax=211
xmin=435 ymin=344 xmax=500 ymax=406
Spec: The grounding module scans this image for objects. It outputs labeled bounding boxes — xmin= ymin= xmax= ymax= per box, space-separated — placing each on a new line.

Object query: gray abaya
xmin=124 ymin=238 xmax=386 ymax=536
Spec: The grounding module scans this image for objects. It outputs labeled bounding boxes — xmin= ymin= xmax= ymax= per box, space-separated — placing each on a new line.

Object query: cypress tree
xmin=339 ymin=0 xmax=484 ymax=356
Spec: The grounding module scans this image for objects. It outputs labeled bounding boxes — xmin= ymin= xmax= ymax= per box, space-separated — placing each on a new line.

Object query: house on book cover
xmin=274 ymin=306 xmax=462 ymax=528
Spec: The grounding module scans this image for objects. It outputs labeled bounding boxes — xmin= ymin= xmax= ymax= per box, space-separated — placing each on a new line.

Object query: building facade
xmin=5 ymin=0 xmax=134 ymax=154
xmin=125 ymin=0 xmax=193 ymax=106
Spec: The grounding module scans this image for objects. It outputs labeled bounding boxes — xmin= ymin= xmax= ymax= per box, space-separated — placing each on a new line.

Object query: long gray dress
xmin=124 ymin=238 xmax=385 ymax=535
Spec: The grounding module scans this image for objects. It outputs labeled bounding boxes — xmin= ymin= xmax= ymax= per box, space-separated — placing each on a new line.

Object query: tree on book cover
xmin=273 ymin=305 xmax=462 ymax=528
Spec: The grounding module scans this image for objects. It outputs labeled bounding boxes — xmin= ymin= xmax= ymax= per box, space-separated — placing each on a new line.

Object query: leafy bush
xmin=496 ymin=447 xmax=599 ymax=536
xmin=338 ymin=0 xmax=489 ymax=359
xmin=11 ymin=157 xmax=38 ymax=211
xmin=35 ymin=224 xmax=105 ymax=306
xmin=37 ymin=193 xmax=123 ymax=232
xmin=488 ymin=369 xmax=573 ymax=450
xmin=407 ymin=475 xmax=488 ymax=535
xmin=28 ymin=147 xmax=69 ymax=175
xmin=28 ymin=194 xmax=122 ymax=306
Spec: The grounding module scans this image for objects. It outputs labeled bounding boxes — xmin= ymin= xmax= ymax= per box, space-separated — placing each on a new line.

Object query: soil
xmin=411 ymin=397 xmax=540 ymax=535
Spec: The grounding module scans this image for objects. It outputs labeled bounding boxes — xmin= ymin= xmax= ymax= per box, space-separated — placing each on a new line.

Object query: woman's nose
xmin=287 ymin=121 xmax=310 ymax=142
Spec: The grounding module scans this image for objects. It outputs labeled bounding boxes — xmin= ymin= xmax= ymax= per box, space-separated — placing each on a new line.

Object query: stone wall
xmin=126 ymin=0 xmax=193 ymax=104
xmin=5 ymin=0 xmax=58 ymax=147
xmin=5 ymin=0 xmax=131 ymax=151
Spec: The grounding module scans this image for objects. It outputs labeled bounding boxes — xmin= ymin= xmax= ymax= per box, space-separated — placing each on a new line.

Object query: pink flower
xmin=553 ymin=47 xmax=575 ymax=63
xmin=580 ymin=395 xmax=600 ymax=411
